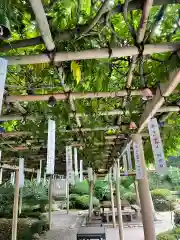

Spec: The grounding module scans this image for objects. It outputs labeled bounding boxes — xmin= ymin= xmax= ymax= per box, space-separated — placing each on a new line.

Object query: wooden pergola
xmin=0 ymin=0 xmax=179 ymax=239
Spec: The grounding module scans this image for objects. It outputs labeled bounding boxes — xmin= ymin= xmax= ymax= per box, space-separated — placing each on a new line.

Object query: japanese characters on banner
xmin=133 ymin=143 xmax=144 ymax=179
xmin=66 ymin=146 xmax=74 ymax=184
xmin=127 ymin=143 xmax=132 ymax=170
xmin=19 ymin=158 xmax=25 ymax=187
xmin=148 ymin=118 xmax=167 ymax=174
xmin=0 ymin=58 xmax=8 ymax=115
xmin=10 ymin=172 xmax=15 ymax=185
xmin=123 ymin=154 xmax=128 ymax=176
xmin=79 ymin=160 xmax=83 ymax=182
xmin=46 ymin=119 xmax=56 ymax=175
xmin=88 ymin=167 xmax=93 ymax=181
xmin=37 ymin=170 xmax=41 ymax=184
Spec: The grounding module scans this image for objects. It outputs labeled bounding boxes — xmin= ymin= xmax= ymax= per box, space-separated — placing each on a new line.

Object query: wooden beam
xmin=29 ymin=0 xmax=55 ymax=51
xmin=138 ymin=69 xmax=180 ymax=132
xmin=4 ymin=43 xmax=180 ymax=65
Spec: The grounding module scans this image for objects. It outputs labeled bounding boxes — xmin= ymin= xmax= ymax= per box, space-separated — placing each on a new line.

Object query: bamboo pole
xmin=109 ymin=168 xmax=116 ymax=228
xmin=138 ymin=69 xmax=180 ymax=132
xmin=29 ymin=0 xmax=55 ymax=51
xmin=4 ymin=43 xmax=180 ymax=66
xmin=5 ymin=89 xmax=146 ymax=103
xmin=48 ymin=175 xmax=53 ymax=230
xmin=115 ymin=160 xmax=124 ymax=240
xmin=12 ymin=170 xmax=20 ymax=240
xmin=18 ymin=188 xmax=22 ymax=215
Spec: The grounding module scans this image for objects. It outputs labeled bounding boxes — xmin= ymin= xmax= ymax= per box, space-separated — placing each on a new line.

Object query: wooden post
xmin=89 ymin=180 xmax=93 ymax=219
xmin=132 ymin=134 xmax=156 ymax=240
xmin=12 ymin=170 xmax=20 ymax=240
xmin=109 ymin=168 xmax=116 ymax=228
xmin=116 ymin=160 xmax=124 ymax=240
xmin=0 ymin=168 xmax=3 ymax=184
xmin=48 ymin=175 xmax=53 ymax=230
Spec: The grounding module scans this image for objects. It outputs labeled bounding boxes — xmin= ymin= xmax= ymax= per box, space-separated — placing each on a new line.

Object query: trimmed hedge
xmin=69 ymin=194 xmax=99 ymax=209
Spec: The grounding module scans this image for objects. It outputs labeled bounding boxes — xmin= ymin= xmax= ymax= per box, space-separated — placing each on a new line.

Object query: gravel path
xmin=40 ymin=211 xmax=174 ymax=240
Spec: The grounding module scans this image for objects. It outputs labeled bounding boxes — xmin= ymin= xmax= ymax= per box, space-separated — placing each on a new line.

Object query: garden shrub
xmin=94 ymin=180 xmax=110 ymax=201
xmin=156 ymin=233 xmax=176 ymax=240
xmin=0 ymin=218 xmax=48 ymax=240
xmin=121 ymin=176 xmax=134 ymax=189
xmin=123 ymin=192 xmax=136 ymax=204
xmin=151 ymin=189 xmax=175 ymax=211
xmin=70 ymin=180 xmax=89 ymax=195
xmin=156 ymin=228 xmax=180 ymax=240
xmin=129 ymin=183 xmax=135 ymax=193
xmin=174 ymin=209 xmax=180 ymax=226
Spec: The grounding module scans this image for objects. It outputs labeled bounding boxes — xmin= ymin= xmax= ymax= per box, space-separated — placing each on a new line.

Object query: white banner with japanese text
xmin=133 ymin=143 xmax=144 ymax=179
xmin=46 ymin=119 xmax=56 ymax=174
xmin=148 ymin=118 xmax=167 ymax=174
xmin=10 ymin=172 xmax=15 ymax=185
xmin=19 ymin=158 xmax=24 ymax=187
xmin=74 ymin=148 xmax=79 ymax=181
xmin=37 ymin=170 xmax=41 ymax=184
xmin=79 ymin=160 xmax=83 ymax=182
xmin=66 ymin=146 xmax=74 ymax=184
xmin=0 ymin=58 xmax=8 ymax=115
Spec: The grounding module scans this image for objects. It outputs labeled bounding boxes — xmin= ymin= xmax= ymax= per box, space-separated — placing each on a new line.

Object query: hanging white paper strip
xmin=148 ymin=118 xmax=167 ymax=173
xmin=74 ymin=148 xmax=78 ymax=179
xmin=19 ymin=158 xmax=24 ymax=187
xmin=0 ymin=58 xmax=8 ymax=115
xmin=127 ymin=143 xmax=132 ymax=170
xmin=0 ymin=150 xmax=2 ymax=162
xmin=88 ymin=167 xmax=93 ymax=181
xmin=10 ymin=172 xmax=15 ymax=185
xmin=133 ymin=143 xmax=144 ymax=179
xmin=37 ymin=170 xmax=41 ymax=184
xmin=113 ymin=165 xmax=116 ymax=181
xmin=46 ymin=119 xmax=56 ymax=174
xmin=123 ymin=154 xmax=128 ymax=176
xmin=79 ymin=160 xmax=83 ymax=182
xmin=66 ymin=146 xmax=74 ymax=184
